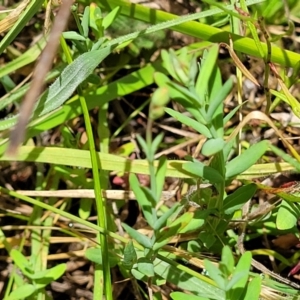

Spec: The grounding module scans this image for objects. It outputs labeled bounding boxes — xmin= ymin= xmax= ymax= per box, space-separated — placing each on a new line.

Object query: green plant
xmin=1 ymin=0 xmax=300 ymax=299
xmin=6 ymin=249 xmax=66 ymax=300
xmin=171 ymin=246 xmax=261 ymax=300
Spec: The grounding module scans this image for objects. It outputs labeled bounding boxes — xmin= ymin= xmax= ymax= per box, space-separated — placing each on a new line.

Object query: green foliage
xmin=7 ymin=249 xmax=66 ymax=300
xmin=2 ymin=0 xmax=300 ymax=299
xmin=170 ymin=247 xmax=261 ymax=300
xmin=85 ymin=247 xmax=119 ymax=267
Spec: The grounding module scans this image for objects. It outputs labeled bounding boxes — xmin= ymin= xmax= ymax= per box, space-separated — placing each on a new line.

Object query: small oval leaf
xmin=182 ymin=161 xmax=224 ymax=184
xmin=201 ymin=138 xmax=225 ymax=156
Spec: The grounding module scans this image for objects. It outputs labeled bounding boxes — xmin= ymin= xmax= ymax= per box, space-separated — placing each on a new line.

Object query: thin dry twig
xmin=7 ymin=0 xmax=73 ymax=155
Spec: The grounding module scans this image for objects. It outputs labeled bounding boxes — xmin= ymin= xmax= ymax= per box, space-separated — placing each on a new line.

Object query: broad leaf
xmin=183 ymin=160 xmax=224 ymax=184
xmin=276 ymin=200 xmax=299 ymax=230
xmin=7 ymin=284 xmax=36 ymax=300
xmin=33 ymin=46 xmax=113 ymax=118
xmin=229 ymin=251 xmax=252 ymax=298
xmin=204 ymin=259 xmax=226 ymax=290
xmin=30 ymin=263 xmax=66 ymax=281
xmin=122 ymin=241 xmax=137 ymax=269
xmin=225 ymin=141 xmax=269 ymax=179
xmin=122 ymin=223 xmax=153 ymax=248
xmin=201 ymin=138 xmax=225 ymax=156
xmin=85 ymin=247 xmax=119 ymax=267
xmin=243 ymin=276 xmax=261 ymax=300
xmin=223 ymin=184 xmax=257 ymax=214
xmin=137 ymin=257 xmax=154 ymax=277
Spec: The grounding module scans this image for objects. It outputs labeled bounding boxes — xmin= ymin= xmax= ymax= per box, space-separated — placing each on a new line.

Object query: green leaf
xmin=30 ymin=263 xmax=66 ymax=281
xmin=201 ymin=138 xmax=225 ymax=156
xmin=79 ymin=197 xmax=92 ymax=220
xmin=10 ymin=249 xmax=31 ymax=277
xmin=153 ymin=276 xmax=166 ymax=286
xmin=122 ymin=240 xmax=137 ymax=269
xmin=165 ymin=108 xmax=212 ymax=137
xmin=137 ymin=257 xmax=154 ymax=277
xmin=154 ymin=71 xmax=171 ymax=86
xmin=0 ymin=64 xmax=64 ymax=112
xmin=225 ymin=270 xmax=248 ymax=291
xmin=154 ymin=256 xmax=224 ymax=299
xmin=33 ymin=46 xmax=113 ymax=118
xmin=188 ymin=55 xmax=198 ymax=84
xmin=102 ymin=6 xmax=121 ymax=29
xmin=206 ymin=78 xmax=233 ymax=122
xmin=164 ymin=81 xmax=207 ymax=125
xmin=199 ymin=232 xmax=216 ymax=249
xmin=269 ymin=144 xmax=300 ymax=173
xmin=248 ymin=14 xmax=264 ymax=59
xmin=0 ymin=146 xmax=194 ymax=179
xmin=81 ymin=6 xmax=90 ymax=37
xmin=7 ymin=284 xmax=36 ymax=300
xmin=136 ymin=135 xmax=150 ymax=158
xmin=62 ymin=31 xmax=86 ymax=41
xmin=243 ymin=276 xmax=261 ymax=300
xmin=178 ymin=209 xmax=210 ymax=233
xmin=153 ymin=203 xmax=181 ymax=231
xmin=161 ymin=49 xmax=179 ymax=81
xmin=223 ymin=184 xmax=257 ymax=214
xmin=223 ymin=102 xmax=243 ymax=125
xmin=169 ymin=48 xmax=190 ymax=85
xmin=276 ymin=200 xmax=298 ymax=230
xmin=276 ymin=192 xmax=300 ymax=203
xmin=225 ymin=141 xmax=269 ymax=179
xmin=220 ymin=245 xmax=234 ymax=277
xmin=204 ymin=259 xmax=226 ymax=290
xmin=275 ymin=74 xmax=300 ymax=118
xmin=167 ymin=81 xmax=203 ymax=108
xmin=156 ymin=156 xmax=167 ymax=200
xmin=151 ymin=133 xmax=165 ymax=159
xmin=229 ymin=251 xmax=252 ymax=297
xmin=196 ymin=45 xmax=219 ymax=101
xmin=129 ymin=174 xmax=156 ymax=227
xmin=89 ymin=4 xmax=103 ymax=34
xmin=122 ymin=223 xmax=153 ymax=248
xmin=85 ymin=247 xmax=119 ymax=267
xmin=209 ymin=69 xmax=224 ymax=138
xmin=153 ymin=212 xmax=194 ymax=250
xmin=131 ymin=268 xmax=146 ymax=280
xmin=182 ymin=160 xmax=224 ymax=184
xmin=171 ymin=292 xmax=209 ymax=300
xmin=1 ymin=75 xmax=15 ymax=92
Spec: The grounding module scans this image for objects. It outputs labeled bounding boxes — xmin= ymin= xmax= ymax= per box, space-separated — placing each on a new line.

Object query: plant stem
xmin=60 ymin=36 xmax=113 ymax=300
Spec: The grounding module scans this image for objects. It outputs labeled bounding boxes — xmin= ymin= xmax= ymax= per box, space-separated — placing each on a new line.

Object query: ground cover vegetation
xmin=1 ymin=0 xmax=300 ymax=299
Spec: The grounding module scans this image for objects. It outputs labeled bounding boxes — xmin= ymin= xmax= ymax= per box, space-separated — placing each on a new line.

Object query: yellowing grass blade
xmin=0 ymin=0 xmax=30 ymax=34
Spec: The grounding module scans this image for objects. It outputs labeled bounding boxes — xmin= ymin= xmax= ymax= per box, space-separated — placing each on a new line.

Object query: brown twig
xmin=7 ymin=0 xmax=73 ymax=155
